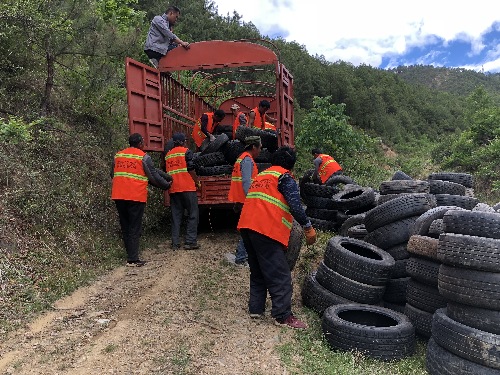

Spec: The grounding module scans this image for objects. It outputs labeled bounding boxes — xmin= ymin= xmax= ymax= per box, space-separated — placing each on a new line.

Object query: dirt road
xmin=0 ymin=231 xmax=299 ymax=375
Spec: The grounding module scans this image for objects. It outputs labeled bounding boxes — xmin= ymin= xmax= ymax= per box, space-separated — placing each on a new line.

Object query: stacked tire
xmin=301 ymin=236 xmax=395 ymax=315
xmin=428 ymin=172 xmax=479 ymax=210
xmin=426 ymin=209 xmax=500 ymax=374
xmin=364 ymin=191 xmax=435 ymax=312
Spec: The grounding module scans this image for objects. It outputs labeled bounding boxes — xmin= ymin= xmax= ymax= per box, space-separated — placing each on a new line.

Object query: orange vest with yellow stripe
xmin=237 ymin=166 xmax=293 ymax=246
xmin=111 ymin=147 xmax=148 ymax=202
xmin=318 ymin=154 xmax=342 ymax=183
xmin=264 ymin=121 xmax=276 ymax=131
xmin=228 ymin=151 xmax=258 ymax=203
xmin=232 ymin=111 xmax=247 ymax=139
xmin=192 ymin=112 xmax=216 ymax=147
xmin=165 ymin=146 xmax=196 ymax=193
xmin=250 ymin=107 xmax=265 ymax=130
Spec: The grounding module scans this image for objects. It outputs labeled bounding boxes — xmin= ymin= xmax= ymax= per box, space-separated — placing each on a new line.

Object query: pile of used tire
xmin=301 ymin=235 xmax=417 ymax=360
xmin=426 ymin=208 xmax=500 ymax=374
xmin=193 ymin=126 xmax=278 ymax=176
xmin=299 ymin=170 xmax=376 ymax=233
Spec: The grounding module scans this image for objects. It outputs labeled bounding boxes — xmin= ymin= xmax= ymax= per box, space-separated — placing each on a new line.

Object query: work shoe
xmin=249 ymin=313 xmax=264 ymax=319
xmin=171 ymin=243 xmax=181 ymax=250
xmin=235 ymin=260 xmax=249 ymax=268
xmin=184 ymin=243 xmax=200 ymax=250
xmin=275 ymin=315 xmax=308 ymax=329
xmin=126 ymin=260 xmax=146 ymax=267
xmin=149 ymin=58 xmax=158 ymax=68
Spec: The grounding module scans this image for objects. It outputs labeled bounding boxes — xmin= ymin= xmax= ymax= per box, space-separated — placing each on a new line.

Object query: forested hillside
xmin=2 ymin=0 xmax=500 ymax=339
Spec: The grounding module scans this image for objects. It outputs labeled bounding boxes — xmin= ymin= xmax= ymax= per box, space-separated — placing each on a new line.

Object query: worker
xmin=230 ymin=104 xmax=248 ymax=139
xmin=165 ymin=133 xmax=201 ymax=250
xmin=226 ymin=136 xmax=261 ymax=266
xmin=248 ymin=100 xmax=276 ymax=130
xmin=191 ymin=110 xmax=226 ymax=148
xmin=143 ymin=5 xmax=190 ymax=69
xmin=111 ymin=133 xmax=172 ymax=267
xmin=311 ymin=148 xmax=342 ymax=184
xmin=237 ymin=146 xmax=317 ymax=329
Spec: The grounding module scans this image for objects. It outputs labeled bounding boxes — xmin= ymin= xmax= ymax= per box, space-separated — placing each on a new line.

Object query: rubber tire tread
xmin=406 ymin=279 xmax=446 ymax=313
xmin=435 ymin=194 xmax=479 ymax=210
xmin=308 ymin=217 xmax=337 ymax=232
xmin=407 ymin=235 xmax=439 ymax=260
xmin=302 ymin=182 xmax=337 ymax=198
xmin=428 ymin=172 xmax=474 ymax=188
xmin=404 ymin=303 xmax=433 ymax=337
xmin=382 ymin=277 xmax=410 ymax=303
xmin=447 ymin=301 xmax=500 ymax=336
xmin=301 ymin=272 xmax=353 ymax=315
xmin=201 ymin=133 xmax=229 ymax=155
xmin=286 ymin=219 xmax=303 ymax=271
xmin=379 ymin=180 xmax=430 ymax=194
xmin=303 ymin=195 xmax=335 ymax=210
xmin=364 ymin=194 xmax=432 ymax=232
xmin=426 ymin=338 xmax=500 ymax=375
xmin=438 ymin=233 xmax=500 ymax=272
xmin=391 ymin=170 xmax=413 ymax=180
xmin=412 ymin=206 xmax=464 ymax=236
xmin=196 ymin=164 xmax=233 ymax=176
xmin=428 ymin=179 xmax=466 ymax=196
xmin=346 ymin=224 xmax=368 ymax=240
xmin=323 ymin=236 xmax=395 ymax=286
xmin=384 ymin=243 xmax=410 ymax=261
xmin=193 ymin=151 xmax=227 ymax=167
xmin=321 ymin=304 xmax=416 ymax=361
xmin=222 ymin=140 xmax=245 ymax=165
xmin=338 ymin=213 xmax=365 ymax=236
xmin=432 ymin=308 xmax=500 ymax=370
xmin=364 ymin=216 xmax=419 ymax=250
xmin=442 ymin=210 xmax=500 ymax=239
xmin=305 ymin=207 xmax=338 ymax=221
xmin=315 ymin=261 xmax=385 ymax=304
xmin=438 ymin=264 xmax=500 ymax=310
xmin=331 ymin=187 xmax=376 ymax=211
xmin=406 ymin=257 xmax=440 ymax=286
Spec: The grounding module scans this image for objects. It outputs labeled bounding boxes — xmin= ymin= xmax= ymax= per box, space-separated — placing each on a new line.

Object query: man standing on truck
xmin=230 ymin=104 xmax=247 ymax=140
xmin=237 ymin=146 xmax=317 ymax=329
xmin=226 ymin=136 xmax=261 ymax=266
xmin=191 ymin=110 xmax=226 ymax=148
xmin=311 ymin=148 xmax=343 ymax=185
xmin=165 ymin=133 xmax=201 ymax=250
xmin=111 ymin=133 xmax=173 ymax=267
xmin=248 ymin=100 xmax=276 ymax=130
xmin=144 ymin=5 xmax=191 ymax=69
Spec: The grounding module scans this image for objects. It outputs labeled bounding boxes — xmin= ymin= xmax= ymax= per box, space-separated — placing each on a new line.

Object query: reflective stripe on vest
xmin=264 ymin=121 xmax=276 ymax=131
xmin=111 ymin=147 xmax=148 ymax=202
xmin=318 ymin=154 xmax=342 ymax=183
xmin=237 ymin=166 xmax=293 ymax=246
xmin=166 ymin=146 xmax=196 ymax=193
xmin=192 ymin=112 xmax=215 ymax=147
xmin=250 ymin=107 xmax=265 ymax=130
xmin=228 ymin=152 xmax=258 ymax=203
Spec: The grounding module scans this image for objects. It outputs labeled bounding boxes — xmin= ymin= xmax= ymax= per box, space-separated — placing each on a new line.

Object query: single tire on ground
xmin=321 ymin=304 xmax=416 ymax=360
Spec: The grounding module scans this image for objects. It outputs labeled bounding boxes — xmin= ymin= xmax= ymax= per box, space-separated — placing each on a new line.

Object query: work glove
xmin=304 ymin=226 xmax=317 ymax=245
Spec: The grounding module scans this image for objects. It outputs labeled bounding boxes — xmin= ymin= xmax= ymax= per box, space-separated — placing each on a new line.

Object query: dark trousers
xmin=240 ymin=229 xmax=292 ymax=320
xmin=115 ymin=200 xmax=145 ymax=262
xmin=170 ymin=191 xmax=199 ymax=245
xmin=144 ymin=44 xmax=178 ymax=61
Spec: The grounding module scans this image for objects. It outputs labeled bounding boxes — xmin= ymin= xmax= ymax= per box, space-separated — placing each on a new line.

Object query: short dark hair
xmin=311 ymin=148 xmax=322 ymax=155
xmin=166 ymin=6 xmax=180 ymax=14
xmin=129 ymin=133 xmax=144 ymax=147
xmin=259 ymin=100 xmax=271 ymax=109
xmin=214 ymin=109 xmax=226 ymax=119
xmin=271 ymin=146 xmax=296 ymax=170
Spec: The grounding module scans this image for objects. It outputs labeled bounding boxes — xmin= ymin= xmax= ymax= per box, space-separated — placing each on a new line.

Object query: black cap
xmin=172 ymin=133 xmax=186 ymax=143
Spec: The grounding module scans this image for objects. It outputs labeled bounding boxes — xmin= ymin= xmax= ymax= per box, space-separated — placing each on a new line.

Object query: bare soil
xmin=0 ymin=230 xmax=302 ymax=375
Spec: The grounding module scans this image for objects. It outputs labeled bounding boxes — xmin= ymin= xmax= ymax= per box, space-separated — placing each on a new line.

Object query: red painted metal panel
xmin=279 ymin=63 xmax=294 ymax=148
xmin=159 ymin=40 xmax=278 ymax=72
xmin=125 ymin=58 xmax=164 ymax=152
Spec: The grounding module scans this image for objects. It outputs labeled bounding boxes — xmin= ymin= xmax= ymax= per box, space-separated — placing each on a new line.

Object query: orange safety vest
xmin=192 ymin=112 xmax=216 ymax=147
xmin=264 ymin=121 xmax=276 ymax=131
xmin=318 ymin=154 xmax=342 ymax=184
xmin=165 ymin=146 xmax=196 ymax=193
xmin=111 ymin=147 xmax=148 ymax=202
xmin=250 ymin=107 xmax=265 ymax=130
xmin=237 ymin=166 xmax=293 ymax=246
xmin=228 ymin=151 xmax=258 ymax=203
xmin=232 ymin=111 xmax=248 ymax=139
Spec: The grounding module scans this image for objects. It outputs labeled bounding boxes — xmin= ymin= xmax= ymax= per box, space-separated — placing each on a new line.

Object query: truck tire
xmin=193 ymin=151 xmax=226 ymax=167
xmin=303 ymin=195 xmax=335 ymax=210
xmin=196 ymin=164 xmax=233 ymax=176
xmin=432 ymin=308 xmax=500 ymax=370
xmin=302 ymin=182 xmax=337 ymax=198
xmin=305 ymin=207 xmax=338 ymax=221
xmin=308 ymin=217 xmax=337 ymax=232
xmin=364 ymin=194 xmax=432 ymax=232
xmin=407 ymin=235 xmax=439 ymax=260
xmin=426 ymin=338 xmax=499 ymax=375
xmin=315 ymin=261 xmax=385 ymax=304
xmin=428 ymin=179 xmax=466 ymax=196
xmin=438 ymin=233 xmax=500 ymax=272
xmin=443 ymin=210 xmax=500 ymax=239
xmin=406 ymin=279 xmax=446 ymax=313
xmin=378 ymin=180 xmax=430 ymax=194
xmin=325 ymin=174 xmax=355 ymax=186
xmin=411 ymin=205 xmax=464 ymax=236
xmin=323 ymin=236 xmax=395 ymax=286
xmin=428 ymin=219 xmax=445 ymax=238
xmin=201 ymin=133 xmax=229 ymax=154
xmin=434 ymin=194 xmax=479 ymax=210
xmin=346 ymin=224 xmax=368 ymax=240
xmin=384 ymin=243 xmax=410 ymax=261
xmin=321 ymin=304 xmax=415 ymax=360
xmin=406 ymin=257 xmax=440 ymax=286
xmin=447 ymin=302 xmax=500 ymax=335
xmin=382 ymin=277 xmax=410 ymax=304
xmin=331 ymin=187 xmax=376 ymax=211
xmin=428 ymin=172 xmax=474 ymax=188
xmin=404 ymin=303 xmax=433 ymax=337
xmin=364 ymin=216 xmax=419 ymax=249
xmin=391 ymin=170 xmax=413 ymax=180
xmin=222 ymin=140 xmax=245 ymax=165
xmin=338 ymin=213 xmax=365 ymax=236
xmin=286 ymin=219 xmax=303 ymax=271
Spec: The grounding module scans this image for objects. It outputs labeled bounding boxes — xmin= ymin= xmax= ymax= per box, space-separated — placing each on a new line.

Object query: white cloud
xmin=213 ymin=0 xmax=500 ymax=72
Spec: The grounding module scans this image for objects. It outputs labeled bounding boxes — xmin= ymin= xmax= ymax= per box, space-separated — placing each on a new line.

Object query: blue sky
xmin=213 ymin=0 xmax=500 ymax=73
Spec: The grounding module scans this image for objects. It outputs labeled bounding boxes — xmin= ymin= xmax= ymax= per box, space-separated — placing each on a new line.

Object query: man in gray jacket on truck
xmin=144 ymin=5 xmax=190 ymax=68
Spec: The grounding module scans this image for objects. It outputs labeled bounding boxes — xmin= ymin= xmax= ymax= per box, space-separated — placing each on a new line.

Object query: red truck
xmin=125 ymin=39 xmax=294 ymax=207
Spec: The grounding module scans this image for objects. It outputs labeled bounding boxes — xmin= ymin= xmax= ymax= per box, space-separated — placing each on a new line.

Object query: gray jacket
xmin=144 ymin=13 xmax=177 ymax=55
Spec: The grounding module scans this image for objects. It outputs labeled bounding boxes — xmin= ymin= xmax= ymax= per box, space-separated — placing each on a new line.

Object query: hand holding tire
xmin=304 ymin=226 xmax=317 ymax=245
